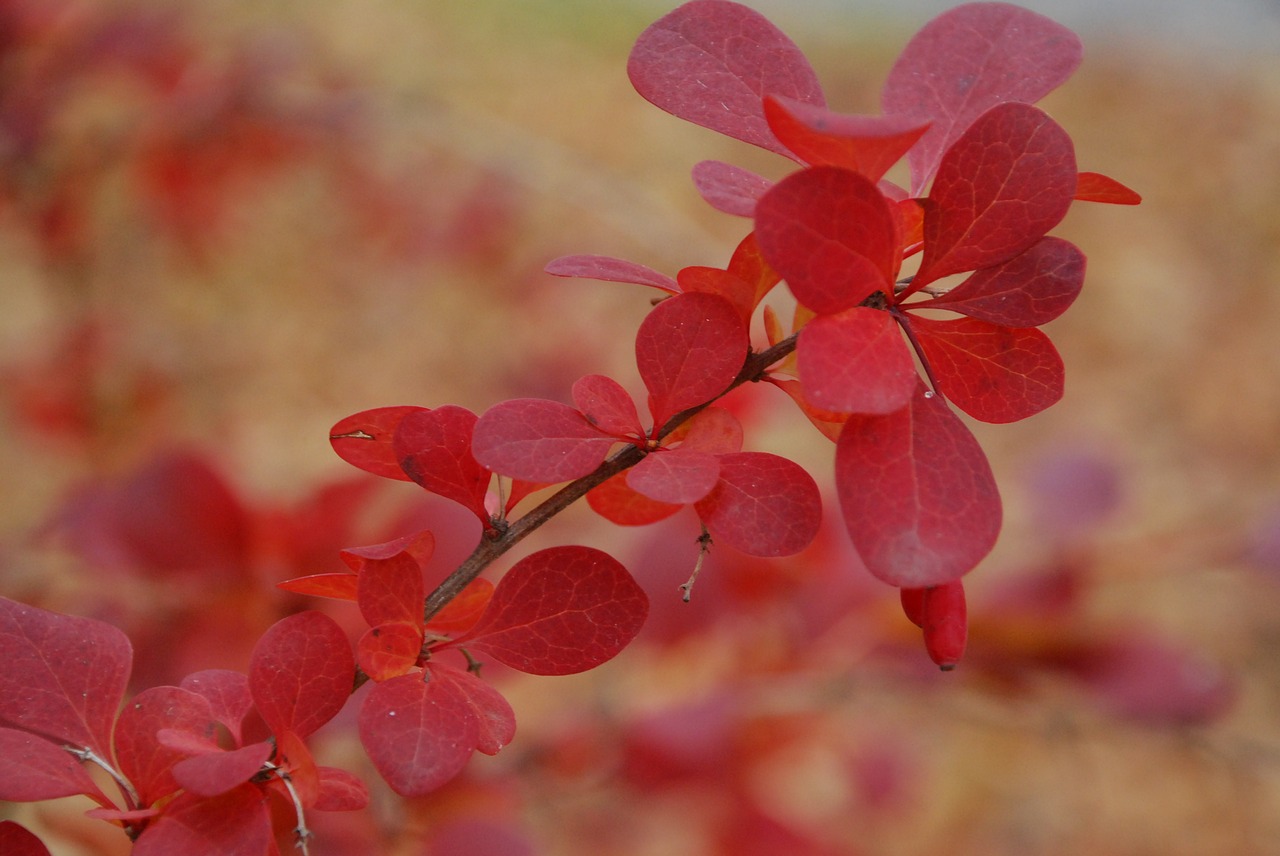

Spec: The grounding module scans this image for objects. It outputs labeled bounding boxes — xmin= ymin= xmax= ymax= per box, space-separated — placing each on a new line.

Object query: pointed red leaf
xmin=427 ymin=663 xmax=516 ymax=756
xmin=835 ymin=382 xmax=1001 ymax=587
xmin=0 ymin=597 xmax=131 ymax=759
xmin=636 ymin=292 xmax=748 ymax=426
xmin=627 ymin=448 xmax=721 ymax=504
xmin=627 ymin=0 xmax=824 ymax=157
xmin=357 ymin=550 xmax=424 ymax=630
xmin=179 ymin=670 xmax=253 ymax=746
xmin=0 ymin=728 xmax=109 ymax=804
xmin=330 ymin=406 xmax=429 ymax=481
xmin=914 ymin=103 xmax=1077 ymax=287
xmin=171 ymin=740 xmax=274 ymax=798
xmin=572 ymin=374 xmax=643 ymax=438
xmin=314 ymin=766 xmax=370 ymax=811
xmin=677 ymin=405 xmax=743 ymax=454
xmin=908 ymin=315 xmax=1064 ymax=423
xmin=691 ymin=160 xmax=772 ymax=217
xmin=427 ymin=578 xmax=494 ymax=635
xmin=248 ymin=611 xmax=354 ymax=740
xmin=921 ymin=580 xmax=967 ymax=670
xmin=0 ymin=821 xmax=53 ymax=856
xmin=395 ymin=406 xmax=491 ymax=523
xmin=754 ymin=166 xmax=899 ymax=315
xmin=358 ymin=621 xmax=423 ymax=681
xmin=693 ymin=452 xmax=821 ymax=556
xmin=912 ymin=236 xmax=1084 ymax=326
xmin=882 ymin=2 xmax=1082 ymax=193
xmin=451 ymin=546 xmax=648 ymax=675
xmin=132 ymin=785 xmax=270 ymax=856
xmin=763 ymin=96 xmax=930 ymax=182
xmin=797 ymin=307 xmax=917 ymax=414
xmin=1074 ymin=171 xmax=1142 ymax=205
xmin=545 ymin=255 xmax=678 ymax=293
xmin=587 ymin=471 xmax=684 ymax=526
xmin=358 ymin=672 xmax=477 ymax=796
xmin=276 ymin=572 xmax=359 ymax=601
xmin=472 ymin=398 xmax=617 ymax=484
xmin=115 ymin=686 xmax=217 ymax=806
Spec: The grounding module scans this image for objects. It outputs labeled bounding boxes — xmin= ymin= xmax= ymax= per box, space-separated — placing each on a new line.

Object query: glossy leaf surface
xmin=636 ymin=292 xmax=747 ymax=426
xmin=882 ymin=1 xmax=1082 ymax=192
xmin=472 ymin=398 xmax=616 ymax=484
xmin=693 ymin=452 xmax=821 ymax=556
xmin=627 ymin=0 xmax=824 ymax=156
xmin=836 ymin=383 xmax=1001 ymax=587
xmin=797 ymin=307 xmax=917 ymax=414
xmin=330 ymin=406 xmax=429 ymax=482
xmin=248 ymin=611 xmax=354 ymax=740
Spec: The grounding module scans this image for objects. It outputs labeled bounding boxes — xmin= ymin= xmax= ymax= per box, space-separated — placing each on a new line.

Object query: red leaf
xmin=330 ymin=406 xmax=429 ymax=482
xmin=0 ymin=597 xmax=131 ymax=759
xmin=0 ymin=728 xmax=109 ymax=804
xmin=914 ymin=103 xmax=1076 ymax=287
xmin=691 ymin=160 xmax=772 ymax=217
xmin=882 ymin=2 xmax=1082 ymax=193
xmin=357 ymin=550 xmax=425 ymax=630
xmin=472 ymin=398 xmax=617 ymax=484
xmin=911 ymin=237 xmax=1084 ymax=326
xmin=725 ymin=231 xmax=782 ymax=313
xmin=627 ymin=0 xmax=825 ymax=157
xmin=835 ymin=382 xmax=1001 ymax=587
xmin=754 ymin=166 xmax=899 ymax=315
xmin=763 ymin=96 xmax=930 ymax=182
xmin=636 ymin=292 xmax=748 ymax=426
xmin=677 ymin=405 xmax=743 ymax=454
xmin=358 ymin=672 xmax=476 ymax=796
xmin=114 ymin=686 xmax=217 ymax=806
xmin=767 ymin=377 xmax=847 ymax=442
xmin=358 ymin=622 xmax=424 ymax=681
xmin=0 ymin=822 xmax=53 ymax=856
xmin=179 ymin=670 xmax=253 ymax=746
xmin=796 ymin=307 xmax=917 ymax=414
xmin=677 ymin=265 xmax=757 ymax=327
xmin=572 ymin=374 xmax=643 ymax=438
xmin=132 ymin=785 xmax=271 ymax=856
xmin=693 ymin=452 xmax=821 ymax=556
xmin=427 ymin=578 xmax=494 ymax=635
xmin=587 ymin=471 xmax=684 ymax=526
xmin=276 ymin=573 xmax=359 ymax=601
xmin=921 ymin=580 xmax=967 ymax=670
xmin=1074 ymin=171 xmax=1141 ymax=205
xmin=248 ymin=611 xmax=354 ymax=740
xmin=171 ymin=740 xmax=273 ymax=798
xmin=450 ymin=546 xmax=649 ymax=675
xmin=427 ymin=663 xmax=516 ymax=756
xmin=627 ymin=448 xmax=721 ymax=504
xmin=544 ymin=255 xmax=678 ymax=293
xmin=907 ymin=315 xmax=1064 ymax=423
xmin=314 ymin=766 xmax=370 ymax=811
xmin=395 ymin=406 xmax=492 ymax=523
xmin=341 ymin=528 xmax=436 ymax=572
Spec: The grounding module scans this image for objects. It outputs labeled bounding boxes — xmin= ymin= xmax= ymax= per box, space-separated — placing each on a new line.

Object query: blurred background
xmin=1 ymin=0 xmax=1278 ymax=853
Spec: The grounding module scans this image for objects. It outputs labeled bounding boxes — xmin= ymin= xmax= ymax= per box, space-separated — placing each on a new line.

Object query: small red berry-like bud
xmin=921 ymin=580 xmax=967 ymax=670
xmin=899 ymin=586 xmax=927 ymax=628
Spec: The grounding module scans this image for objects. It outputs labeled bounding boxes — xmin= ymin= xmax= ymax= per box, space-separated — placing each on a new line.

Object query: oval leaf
xmin=358 ymin=622 xmax=424 ymax=682
xmin=627 ymin=0 xmax=825 ymax=156
xmin=330 ymin=406 xmax=429 ymax=482
xmin=636 ymin=292 xmax=747 ymax=427
xmin=763 ymin=96 xmax=930 ymax=182
xmin=358 ymin=672 xmax=477 ymax=797
xmin=691 ymin=160 xmax=772 ymax=217
xmin=626 ymin=448 xmax=721 ymax=504
xmin=248 ymin=611 xmax=354 ymax=740
xmin=754 ymin=166 xmax=899 ymax=315
xmin=572 ymin=374 xmax=643 ymax=438
xmin=395 ymin=406 xmax=491 ymax=523
xmin=587 ymin=471 xmax=684 ymax=526
xmin=797 ymin=307 xmax=917 ymax=414
xmin=132 ymin=785 xmax=270 ymax=856
xmin=179 ymin=670 xmax=253 ymax=746
xmin=545 ymin=254 xmax=679 ymax=293
xmin=451 ymin=546 xmax=649 ymax=675
xmin=472 ymin=398 xmax=617 ymax=484
xmin=836 ymin=382 xmax=1002 ymax=587
xmin=427 ymin=663 xmax=516 ymax=756
xmin=0 ymin=728 xmax=108 ymax=804
xmin=171 ymin=740 xmax=274 ymax=799
xmin=357 ymin=550 xmax=425 ymax=630
xmin=693 ymin=452 xmax=821 ymax=556
xmin=114 ymin=686 xmax=217 ymax=806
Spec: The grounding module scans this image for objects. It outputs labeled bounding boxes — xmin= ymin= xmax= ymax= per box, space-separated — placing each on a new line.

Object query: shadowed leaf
xmin=694 ymin=452 xmax=821 ymax=556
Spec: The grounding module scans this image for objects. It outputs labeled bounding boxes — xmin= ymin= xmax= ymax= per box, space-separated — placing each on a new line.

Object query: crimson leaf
xmin=472 ymin=398 xmax=617 ymax=484
xmin=835 ymin=382 xmax=1001 ymax=587
xmin=587 ymin=472 xmax=684 ymax=526
xmin=763 ymin=96 xmax=930 ymax=182
xmin=248 ymin=611 xmax=354 ymax=740
xmin=0 ymin=822 xmax=53 ymax=856
xmin=1074 ymin=171 xmax=1142 ymax=205
xmin=627 ymin=0 xmax=824 ymax=157
xmin=395 ymin=405 xmax=492 ymax=523
xmin=449 ymin=546 xmax=649 ymax=675
xmin=358 ymin=671 xmax=477 ymax=797
xmin=132 ymin=785 xmax=270 ymax=856
xmin=426 ymin=662 xmax=516 ymax=756
xmin=882 ymin=1 xmax=1082 ymax=193
xmin=636 ymin=292 xmax=747 ymax=427
xmin=114 ymin=686 xmax=217 ymax=806
xmin=0 ymin=597 xmax=131 ymax=760
xmin=796 ymin=307 xmax=917 ymax=414
xmin=626 ymin=448 xmax=721 ymax=504
xmin=179 ymin=670 xmax=253 ymax=746
xmin=0 ymin=728 xmax=109 ymax=804
xmin=330 ymin=406 xmax=429 ymax=482
xmin=170 ymin=741 xmax=274 ymax=799
xmin=693 ymin=452 xmax=821 ymax=556
xmin=572 ymin=374 xmax=643 ymax=438
xmin=357 ymin=549 xmax=425 ymax=630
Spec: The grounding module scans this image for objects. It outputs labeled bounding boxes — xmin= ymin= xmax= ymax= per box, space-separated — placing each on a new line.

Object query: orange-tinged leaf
xmin=763 ymin=95 xmax=929 ymax=182
xmin=277 ymin=572 xmax=358 ymax=601
xmin=330 ymin=406 xmax=428 ymax=481
xmin=427 ymin=578 xmax=494 ymax=635
xmin=796 ymin=307 xmax=917 ymax=414
xmin=358 ymin=622 xmax=423 ymax=682
xmin=587 ymin=471 xmax=684 ymax=526
xmin=1074 ymin=171 xmax=1141 ymax=205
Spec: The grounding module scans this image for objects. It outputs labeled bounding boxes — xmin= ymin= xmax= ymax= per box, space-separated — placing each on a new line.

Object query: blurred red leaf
xmin=763 ymin=96 xmax=930 ymax=182
xmin=170 ymin=740 xmax=273 ymax=799
xmin=835 ymin=383 xmax=1001 ymax=587
xmin=882 ymin=2 xmax=1082 ymax=192
xmin=0 ymin=821 xmax=53 ymax=856
xmin=637 ymin=292 xmax=748 ymax=427
xmin=627 ymin=0 xmax=824 ymax=157
xmin=797 ymin=307 xmax=916 ymax=414
xmin=690 ymin=160 xmax=772 ymax=217
xmin=627 ymin=448 xmax=721 ymax=504
xmin=330 ymin=406 xmax=429 ymax=482
xmin=276 ymin=572 xmax=359 ymax=601
xmin=114 ymin=686 xmax=216 ymax=806
xmin=472 ymin=399 xmax=617 ymax=484
xmin=179 ymin=670 xmax=253 ymax=746
xmin=357 ymin=672 xmax=477 ymax=796
xmin=449 ymin=546 xmax=649 ymax=675
xmin=908 ymin=316 xmax=1064 ymax=423
xmin=912 ymin=236 xmax=1084 ymax=326
xmin=587 ymin=471 xmax=684 ymax=526
xmin=914 ymin=103 xmax=1076 ymax=287
xmin=0 ymin=597 xmax=132 ymax=760
xmin=314 ymin=766 xmax=370 ymax=811
xmin=572 ymin=374 xmax=643 ymax=438
xmin=1074 ymin=170 xmax=1142 ymax=205
xmin=544 ymin=255 xmax=678 ymax=293
xmin=0 ymin=728 xmax=109 ymax=804
xmin=395 ymin=406 xmax=492 ymax=523
xmin=132 ymin=785 xmax=270 ymax=856
xmin=248 ymin=611 xmax=354 ymax=740
xmin=693 ymin=452 xmax=821 ymax=556
xmin=754 ymin=166 xmax=898 ymax=315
